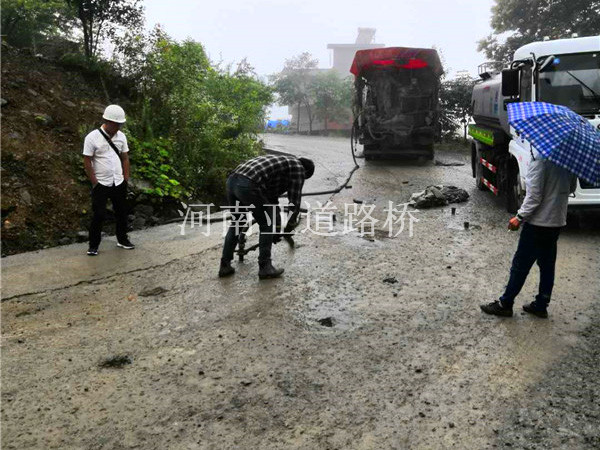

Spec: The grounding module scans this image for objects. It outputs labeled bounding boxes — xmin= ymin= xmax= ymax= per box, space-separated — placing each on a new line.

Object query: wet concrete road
xmin=3 ymin=135 xmax=600 ymax=449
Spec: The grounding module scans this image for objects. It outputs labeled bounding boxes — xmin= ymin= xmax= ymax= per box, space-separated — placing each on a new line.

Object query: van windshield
xmin=537 ymin=52 xmax=600 ymax=114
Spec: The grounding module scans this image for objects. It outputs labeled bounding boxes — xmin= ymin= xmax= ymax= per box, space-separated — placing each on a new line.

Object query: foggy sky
xmin=145 ymin=0 xmax=496 ymax=118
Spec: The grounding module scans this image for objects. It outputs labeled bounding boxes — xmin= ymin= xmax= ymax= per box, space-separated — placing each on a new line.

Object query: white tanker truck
xmin=469 ymin=35 xmax=600 ymax=213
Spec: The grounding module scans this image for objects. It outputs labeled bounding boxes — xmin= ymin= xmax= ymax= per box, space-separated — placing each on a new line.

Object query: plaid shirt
xmin=233 ymin=154 xmax=305 ymax=208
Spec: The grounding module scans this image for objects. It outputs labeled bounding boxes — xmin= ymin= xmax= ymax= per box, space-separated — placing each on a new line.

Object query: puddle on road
xmin=446 ymin=222 xmax=482 ymax=232
xmin=289 ymin=280 xmax=361 ymax=332
xmin=288 ymin=237 xmax=366 ymax=332
xmin=300 ymin=294 xmax=358 ymax=332
xmin=359 ymin=228 xmax=394 ymax=242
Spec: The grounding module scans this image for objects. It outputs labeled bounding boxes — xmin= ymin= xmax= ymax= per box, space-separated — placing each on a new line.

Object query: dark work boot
xmin=522 ymin=301 xmax=548 ymax=318
xmin=218 ymin=259 xmax=235 ymax=278
xmin=258 ymin=260 xmax=284 ymax=280
xmin=480 ymin=300 xmax=513 ymax=317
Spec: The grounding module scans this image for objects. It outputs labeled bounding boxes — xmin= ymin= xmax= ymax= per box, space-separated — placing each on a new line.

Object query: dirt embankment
xmin=1 ymin=45 xmax=131 ymax=256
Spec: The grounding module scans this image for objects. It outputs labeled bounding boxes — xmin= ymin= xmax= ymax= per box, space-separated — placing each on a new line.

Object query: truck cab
xmin=470 ymin=36 xmax=600 ymax=212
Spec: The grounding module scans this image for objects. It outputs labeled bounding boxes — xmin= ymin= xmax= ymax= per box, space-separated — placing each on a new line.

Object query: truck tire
xmin=415 ymin=134 xmax=434 ymax=160
xmin=566 ymin=211 xmax=581 ymax=229
xmin=506 ymin=159 xmax=525 ymax=213
xmin=424 ymin=143 xmax=435 ymax=160
xmin=364 ymin=143 xmax=379 ymax=161
xmin=473 ymin=145 xmax=486 ymax=191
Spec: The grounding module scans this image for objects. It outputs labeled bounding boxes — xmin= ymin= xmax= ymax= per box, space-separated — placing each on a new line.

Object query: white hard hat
xmin=102 ymin=104 xmax=126 ymax=123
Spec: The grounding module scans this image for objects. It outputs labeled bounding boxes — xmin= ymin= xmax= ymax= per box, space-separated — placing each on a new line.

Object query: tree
xmin=66 ymin=0 xmax=144 ymax=60
xmin=439 ymin=74 xmax=476 ymax=140
xmin=126 ymin=29 xmax=272 ymax=198
xmin=1 ymin=0 xmax=74 ymax=51
xmin=310 ymin=71 xmax=353 ymax=132
xmin=479 ymin=0 xmax=600 ymax=64
xmin=270 ymin=52 xmax=318 ymax=133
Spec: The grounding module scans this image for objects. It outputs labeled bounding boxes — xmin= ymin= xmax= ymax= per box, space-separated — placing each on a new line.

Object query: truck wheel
xmin=423 ymin=144 xmax=434 ymax=160
xmin=364 ymin=144 xmax=378 ymax=161
xmin=567 ymin=211 xmax=581 ymax=229
xmin=473 ymin=146 xmax=486 ymax=191
xmin=506 ymin=159 xmax=525 ymax=214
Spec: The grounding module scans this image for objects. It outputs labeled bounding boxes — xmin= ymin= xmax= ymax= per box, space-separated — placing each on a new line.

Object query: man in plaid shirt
xmin=219 ymin=154 xmax=315 ymax=279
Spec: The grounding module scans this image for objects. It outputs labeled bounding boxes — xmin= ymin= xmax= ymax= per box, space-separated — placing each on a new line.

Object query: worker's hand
xmin=508 ymin=216 xmax=521 ymax=231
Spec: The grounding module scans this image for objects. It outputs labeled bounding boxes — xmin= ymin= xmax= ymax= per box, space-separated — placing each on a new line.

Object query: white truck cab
xmin=470 ymin=35 xmax=600 ymax=212
xmin=510 ymin=36 xmax=600 ymax=208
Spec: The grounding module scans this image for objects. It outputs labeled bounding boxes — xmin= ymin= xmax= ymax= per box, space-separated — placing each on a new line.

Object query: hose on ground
xmin=293 ymin=119 xmax=361 ymax=197
xmin=162 ymin=132 xmax=362 ymax=226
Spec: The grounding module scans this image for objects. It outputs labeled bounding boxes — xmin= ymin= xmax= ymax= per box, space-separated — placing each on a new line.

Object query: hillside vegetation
xmin=1 ymin=45 xmax=126 ymax=255
xmin=1 ymin=2 xmax=273 ymax=256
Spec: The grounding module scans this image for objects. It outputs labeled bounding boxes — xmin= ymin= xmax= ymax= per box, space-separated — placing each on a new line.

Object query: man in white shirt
xmin=83 ymin=105 xmax=135 ymax=255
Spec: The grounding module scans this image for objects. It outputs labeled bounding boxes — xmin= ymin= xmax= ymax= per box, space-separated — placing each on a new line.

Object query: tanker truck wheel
xmin=473 ymin=145 xmax=486 ymax=191
xmin=506 ymin=158 xmax=525 ymax=214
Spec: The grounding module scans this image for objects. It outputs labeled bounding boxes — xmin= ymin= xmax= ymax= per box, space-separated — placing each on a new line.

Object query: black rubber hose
xmin=163 ymin=132 xmax=363 ymax=226
xmin=299 ymin=119 xmax=361 ymax=197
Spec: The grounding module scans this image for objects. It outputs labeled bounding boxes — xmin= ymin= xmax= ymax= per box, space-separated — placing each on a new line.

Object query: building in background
xmin=289 ymin=28 xmax=385 ymax=133
xmin=327 ymin=28 xmax=384 ymax=75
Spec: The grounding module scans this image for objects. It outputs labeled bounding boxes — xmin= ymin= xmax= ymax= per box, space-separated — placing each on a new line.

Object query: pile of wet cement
xmin=409 ymin=185 xmax=469 ymax=208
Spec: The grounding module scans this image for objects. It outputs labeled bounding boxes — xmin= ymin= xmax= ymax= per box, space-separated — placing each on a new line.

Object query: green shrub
xmin=128 ymin=136 xmax=189 ymax=200
xmin=126 ymin=30 xmax=273 ymax=201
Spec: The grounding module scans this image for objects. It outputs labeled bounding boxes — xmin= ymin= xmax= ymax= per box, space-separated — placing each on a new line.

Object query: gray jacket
xmin=517 ymin=159 xmax=576 ymax=227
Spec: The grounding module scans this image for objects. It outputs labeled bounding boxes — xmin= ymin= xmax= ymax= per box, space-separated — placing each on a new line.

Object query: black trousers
xmin=221 ymin=174 xmax=276 ymax=263
xmin=89 ymin=182 xmax=128 ymax=248
xmin=499 ymin=222 xmax=561 ymax=307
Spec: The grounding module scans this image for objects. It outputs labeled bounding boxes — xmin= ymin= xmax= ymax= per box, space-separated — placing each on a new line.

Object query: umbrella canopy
xmin=507 ymin=102 xmax=600 ymax=186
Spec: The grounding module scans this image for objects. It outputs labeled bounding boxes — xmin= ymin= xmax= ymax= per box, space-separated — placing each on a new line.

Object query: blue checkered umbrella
xmin=507 ymin=102 xmax=600 ymax=186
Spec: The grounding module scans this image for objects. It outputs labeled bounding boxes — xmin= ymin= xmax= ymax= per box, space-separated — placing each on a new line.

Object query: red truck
xmin=351 ymin=47 xmax=443 ymax=160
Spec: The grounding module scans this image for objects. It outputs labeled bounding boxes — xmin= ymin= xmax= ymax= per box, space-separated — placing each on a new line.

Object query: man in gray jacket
xmin=481 ymin=157 xmax=576 ymax=318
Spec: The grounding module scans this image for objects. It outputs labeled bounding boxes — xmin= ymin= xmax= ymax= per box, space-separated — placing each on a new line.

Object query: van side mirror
xmin=502 ymin=69 xmax=520 ymax=97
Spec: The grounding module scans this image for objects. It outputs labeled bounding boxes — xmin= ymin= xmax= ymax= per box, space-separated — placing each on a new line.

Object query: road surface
xmin=3 ymin=135 xmax=600 ymax=449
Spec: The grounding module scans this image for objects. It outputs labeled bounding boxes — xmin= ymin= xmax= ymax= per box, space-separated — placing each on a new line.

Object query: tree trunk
xmin=92 ymin=18 xmax=105 ymax=58
xmin=78 ymin=3 xmax=91 ymax=59
xmin=82 ymin=22 xmax=89 ymax=58
xmin=305 ymin=102 xmax=313 ymax=135
xmin=324 ymin=98 xmax=329 ymax=133
xmin=99 ymin=75 xmax=111 ymax=104
xmin=297 ymin=103 xmax=300 ymax=133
